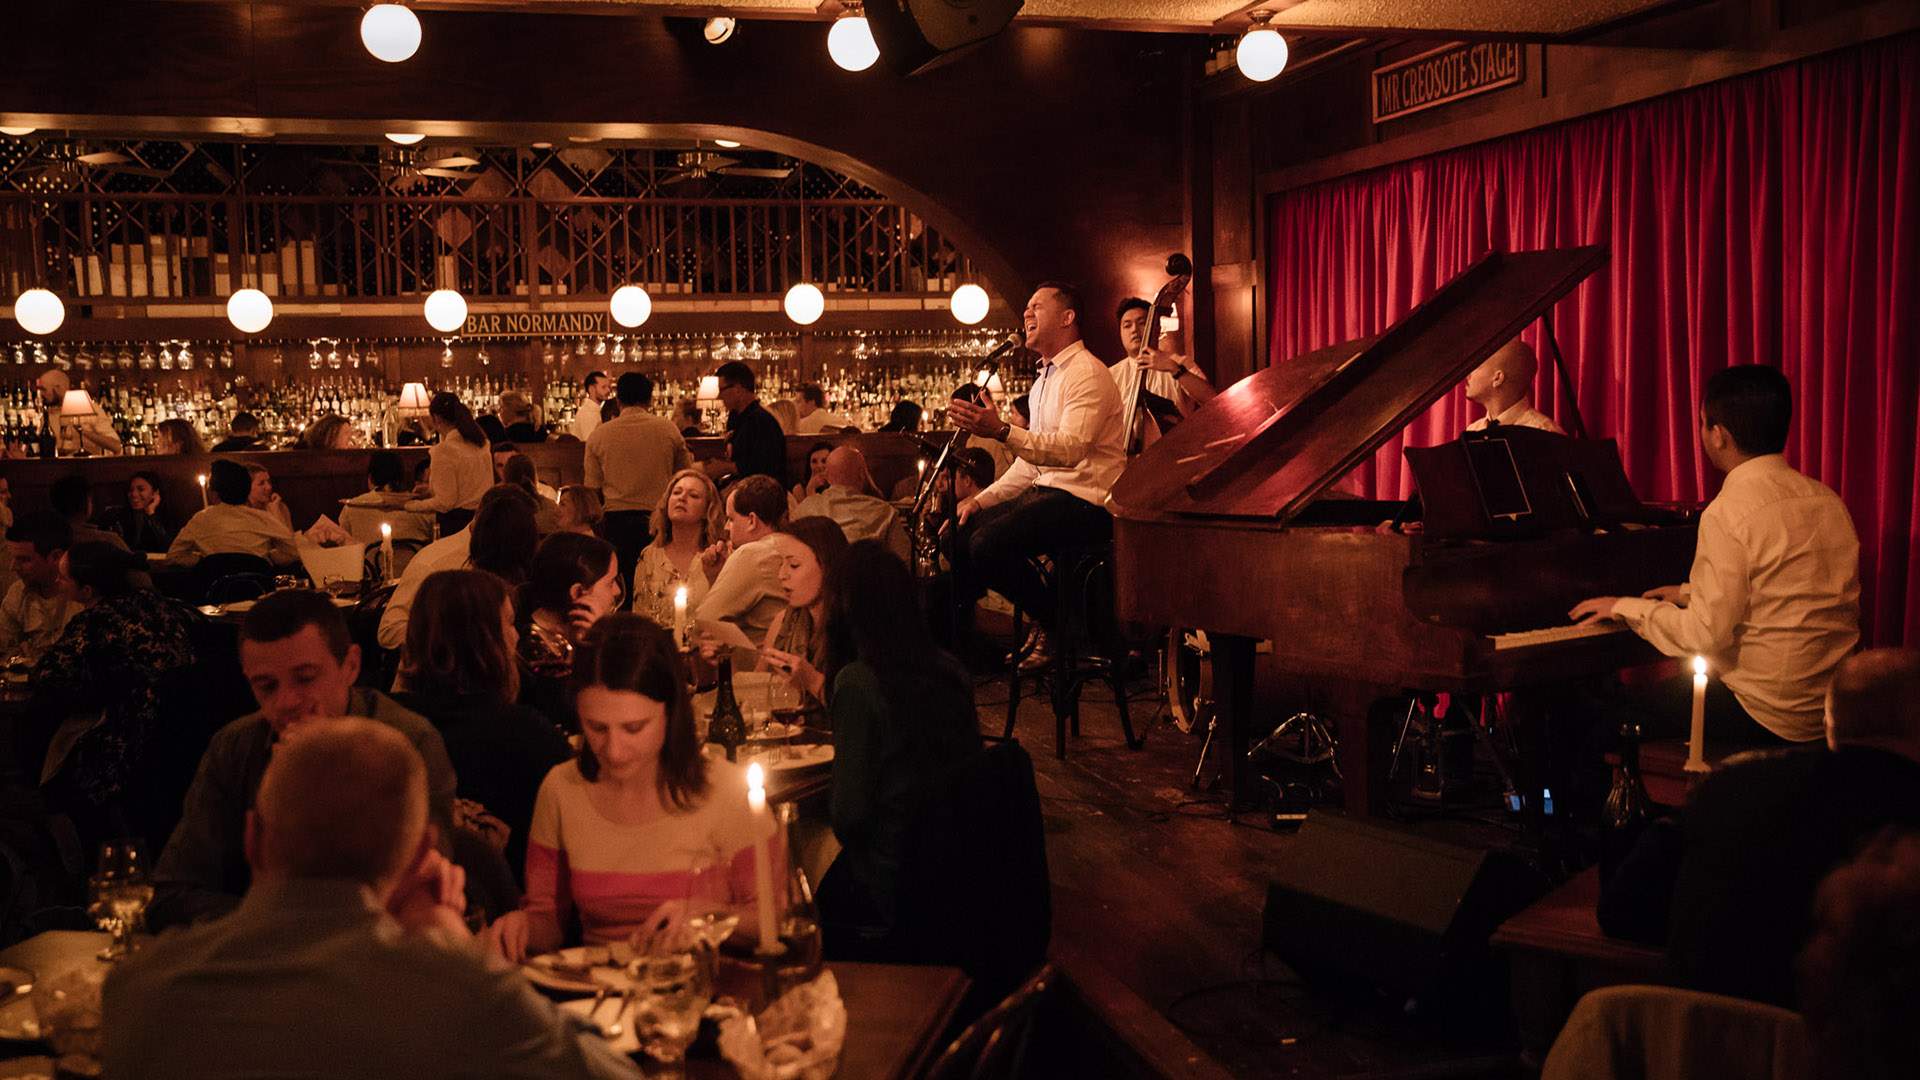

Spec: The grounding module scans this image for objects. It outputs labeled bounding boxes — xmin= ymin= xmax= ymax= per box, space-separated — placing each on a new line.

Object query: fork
xmin=603 ymin=986 xmax=636 ymax=1039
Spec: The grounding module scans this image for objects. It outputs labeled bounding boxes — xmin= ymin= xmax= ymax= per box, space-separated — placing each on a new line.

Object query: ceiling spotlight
xmin=385 ymin=132 xmax=427 ymax=145
xmin=714 ymin=139 xmax=742 ymax=149
xmin=226 ymin=288 xmax=275 ymax=334
xmin=609 ymin=285 xmax=653 ymax=329
xmin=827 ymin=11 xmax=880 ymax=73
xmin=12 ymin=288 xmax=64 ymax=336
xmin=0 ymin=127 xmax=34 ymax=138
xmin=950 ymin=283 xmax=990 ymax=326
xmin=783 ymin=282 xmax=826 ymax=326
xmin=1236 ymin=13 xmax=1289 ymax=83
xmin=703 ymin=17 xmax=737 ymax=45
xmin=361 ymin=4 xmax=423 ymax=64
xmin=423 ymin=288 xmax=468 ymax=333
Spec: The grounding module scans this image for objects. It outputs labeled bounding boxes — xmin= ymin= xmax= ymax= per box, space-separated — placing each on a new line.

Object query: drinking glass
xmin=90 ymin=840 xmax=151 ymax=961
xmin=633 ymin=951 xmax=711 ymax=1069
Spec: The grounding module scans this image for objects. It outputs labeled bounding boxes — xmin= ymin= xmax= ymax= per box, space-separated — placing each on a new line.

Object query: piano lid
xmin=1108 ymin=246 xmax=1608 ymax=523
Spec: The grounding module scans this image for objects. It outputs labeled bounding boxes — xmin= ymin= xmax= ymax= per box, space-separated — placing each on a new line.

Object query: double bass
xmin=1120 ymin=253 xmax=1194 ymax=455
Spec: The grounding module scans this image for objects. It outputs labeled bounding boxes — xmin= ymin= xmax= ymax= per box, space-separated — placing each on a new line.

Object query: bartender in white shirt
xmin=1572 ymin=366 xmax=1860 ymax=743
xmin=1463 ymin=339 xmax=1565 ymax=434
xmin=568 ymin=371 xmax=613 ymax=441
xmin=793 ymin=384 xmax=857 ymax=434
xmin=947 ymin=281 xmax=1125 ymax=646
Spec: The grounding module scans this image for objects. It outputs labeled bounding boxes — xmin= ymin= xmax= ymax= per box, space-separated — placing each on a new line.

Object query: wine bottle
xmin=707 ymin=655 xmax=747 ymax=762
xmin=1599 ymin=720 xmax=1654 ymax=885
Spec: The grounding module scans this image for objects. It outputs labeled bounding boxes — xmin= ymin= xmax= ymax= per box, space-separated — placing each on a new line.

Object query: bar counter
xmin=2 ymin=432 xmax=937 ymax=531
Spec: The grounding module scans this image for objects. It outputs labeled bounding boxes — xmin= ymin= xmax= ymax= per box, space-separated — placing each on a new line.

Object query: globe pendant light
xmin=609 ymin=285 xmax=653 ymax=329
xmin=827 ymin=13 xmax=879 ymax=73
xmin=361 ymin=4 xmax=422 ymax=64
xmin=423 ymin=289 xmax=468 ymax=333
xmin=13 ymin=288 xmax=64 ymax=336
xmin=783 ymin=283 xmax=825 ymax=326
xmin=226 ymin=288 xmax=275 ymax=334
xmin=950 ymin=283 xmax=990 ymax=325
xmin=1236 ymin=18 xmax=1289 ymax=83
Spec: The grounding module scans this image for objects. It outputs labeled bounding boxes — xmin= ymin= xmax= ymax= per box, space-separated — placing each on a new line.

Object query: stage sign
xmin=1372 ymin=43 xmax=1525 ymax=124
xmin=461 ymin=310 xmax=609 ymax=338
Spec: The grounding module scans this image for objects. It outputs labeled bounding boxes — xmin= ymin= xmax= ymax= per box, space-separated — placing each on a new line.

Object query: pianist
xmin=1571 ymin=365 xmax=1859 ymax=743
xmin=1463 ymin=339 xmax=1564 ymax=434
xmin=948 ymin=282 xmax=1125 ymax=658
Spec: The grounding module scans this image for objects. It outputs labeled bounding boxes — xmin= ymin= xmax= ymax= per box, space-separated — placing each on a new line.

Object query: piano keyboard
xmin=1491 ymin=621 xmax=1628 ymax=650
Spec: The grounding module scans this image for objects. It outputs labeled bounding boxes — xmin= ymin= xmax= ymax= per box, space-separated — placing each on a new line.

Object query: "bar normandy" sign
xmin=461 ymin=310 xmax=610 ymax=338
xmin=1372 ymin=42 xmax=1525 ymax=124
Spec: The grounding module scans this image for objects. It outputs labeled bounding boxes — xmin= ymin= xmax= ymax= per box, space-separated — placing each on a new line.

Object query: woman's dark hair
xmin=468 ymin=484 xmax=542 ymax=586
xmin=63 ymin=540 xmax=146 ymax=601
xmin=429 ymin=391 xmax=487 ymax=447
xmin=600 ymin=399 xmax=621 ymax=423
xmin=208 ymin=459 xmax=252 ymax=506
xmin=522 ymin=531 xmax=616 ymax=616
xmin=403 ymin=569 xmax=519 ymax=706
xmin=367 ymin=451 xmax=405 ymax=492
xmin=129 ymin=470 xmax=164 ymax=496
xmin=502 ymin=453 xmax=540 ymax=495
xmin=776 ymin=517 xmax=850 ymax=598
xmin=824 ymin=539 xmax=940 ymax=685
xmin=880 ymin=400 xmax=922 ymax=432
xmin=807 ymin=440 xmax=834 ymax=462
xmin=570 ymin=614 xmax=709 ymax=808
xmin=302 ymin=413 xmax=352 ymax=451
xmin=154 ymin=418 xmax=206 ymax=456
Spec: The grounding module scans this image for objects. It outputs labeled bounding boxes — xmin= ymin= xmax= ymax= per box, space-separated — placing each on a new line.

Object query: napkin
xmin=717 ymin=970 xmax=846 ymax=1080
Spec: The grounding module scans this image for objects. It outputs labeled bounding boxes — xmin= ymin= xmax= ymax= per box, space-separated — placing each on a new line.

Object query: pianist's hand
xmin=1568 ymin=597 xmax=1622 ymax=625
xmin=1641 ymin=584 xmax=1689 ymax=607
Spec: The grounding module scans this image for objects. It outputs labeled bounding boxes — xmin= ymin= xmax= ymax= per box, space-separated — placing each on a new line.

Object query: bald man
xmin=107 ymin=719 xmax=640 ymax=1080
xmin=1598 ymin=648 xmax=1920 ymax=1006
xmin=793 ymin=443 xmax=909 ymax=558
xmin=1463 ymin=339 xmax=1564 ymax=434
xmin=36 ymin=369 xmax=122 ymax=456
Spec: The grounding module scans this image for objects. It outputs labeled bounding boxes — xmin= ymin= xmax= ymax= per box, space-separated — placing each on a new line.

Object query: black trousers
xmin=955 ymin=487 xmax=1112 ymax=630
xmin=602 ymin=509 xmax=654 ymax=590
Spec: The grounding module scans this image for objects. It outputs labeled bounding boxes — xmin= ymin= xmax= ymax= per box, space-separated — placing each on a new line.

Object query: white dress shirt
xmin=975 ymin=341 xmax=1125 ymax=511
xmin=794 ymin=408 xmax=857 ymax=434
xmin=406 ymin=436 xmax=493 ymax=515
xmin=376 ymin=527 xmax=473 ymax=650
xmin=1611 ymin=454 xmax=1860 ymax=742
xmin=1467 ymin=397 xmax=1564 ymax=435
xmin=570 ymin=396 xmax=603 ymax=441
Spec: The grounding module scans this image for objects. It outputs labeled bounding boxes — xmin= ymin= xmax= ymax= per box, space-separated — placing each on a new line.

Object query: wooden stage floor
xmin=981 ymin=676 xmax=1533 ymax=1079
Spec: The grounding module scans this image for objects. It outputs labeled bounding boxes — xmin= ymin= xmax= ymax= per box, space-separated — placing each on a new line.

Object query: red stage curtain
xmin=1266 ymin=33 xmax=1920 ymax=646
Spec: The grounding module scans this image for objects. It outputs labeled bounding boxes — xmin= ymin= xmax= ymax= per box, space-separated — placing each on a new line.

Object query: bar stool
xmin=1002 ymin=542 xmax=1143 ymax=759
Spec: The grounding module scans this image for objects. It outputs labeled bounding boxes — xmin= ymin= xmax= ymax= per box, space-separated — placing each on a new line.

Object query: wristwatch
xmin=998 ymin=421 xmax=1013 ymax=441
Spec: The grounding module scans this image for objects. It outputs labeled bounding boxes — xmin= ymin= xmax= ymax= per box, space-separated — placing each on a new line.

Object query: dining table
xmin=0 ymin=930 xmax=968 ymax=1080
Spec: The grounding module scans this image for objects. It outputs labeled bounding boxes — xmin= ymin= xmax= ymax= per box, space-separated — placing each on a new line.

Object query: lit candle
xmin=673 ymin=584 xmax=689 ymax=649
xmin=917 ymin=459 xmax=926 ymax=479
xmin=1685 ymin=655 xmax=1710 ymax=774
xmin=380 ymin=521 xmax=394 ymax=580
xmin=746 ymin=762 xmax=778 ymax=953
xmin=196 ymin=473 xmax=208 ymax=508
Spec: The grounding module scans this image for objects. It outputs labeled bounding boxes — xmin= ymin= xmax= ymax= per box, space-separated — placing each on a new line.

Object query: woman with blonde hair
xmin=631 ymin=467 xmax=724 ymax=627
xmin=767 ymin=398 xmax=799 ymax=434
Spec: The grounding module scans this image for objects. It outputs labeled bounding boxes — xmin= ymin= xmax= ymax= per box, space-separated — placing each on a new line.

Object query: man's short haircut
xmin=255 ymin=719 xmax=426 ymax=887
xmin=1799 ymin=830 xmax=1920 ymax=1080
xmin=616 ymin=371 xmax=654 ymax=407
xmin=800 ymin=383 xmax=826 ymax=407
xmin=583 ymin=371 xmax=608 ymax=391
xmin=1827 ymin=648 xmax=1920 ymax=746
xmin=470 ymin=483 xmax=542 ymax=584
xmin=5 ymin=511 xmax=72 ymax=555
xmin=49 ymin=474 xmax=91 ymax=519
xmin=240 ymin=589 xmax=354 ymax=662
xmin=1703 ymin=365 xmax=1793 ymax=457
xmin=230 ymin=411 xmax=260 ymax=434
xmin=490 ymin=440 xmax=518 ymax=458
xmin=727 ymin=474 xmax=788 ymax=527
xmin=715 ymin=361 xmax=756 ymax=394
xmin=1115 ymin=297 xmax=1151 ymax=322
xmin=209 ymin=459 xmax=253 ymax=506
xmin=367 ymin=450 xmax=405 ymax=492
xmin=1036 ymin=280 xmax=1084 ymax=327
xmin=956 ymin=447 xmax=996 ymax=491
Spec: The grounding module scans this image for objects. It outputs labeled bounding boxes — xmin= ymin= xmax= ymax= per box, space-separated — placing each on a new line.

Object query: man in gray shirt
xmin=106 ymin=718 xmax=639 ymax=1080
xmin=151 ymin=590 xmax=457 ymax=929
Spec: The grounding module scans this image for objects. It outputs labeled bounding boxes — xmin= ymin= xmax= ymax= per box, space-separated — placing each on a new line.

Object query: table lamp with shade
xmin=697 ymin=375 xmax=722 ymax=435
xmin=397 ymin=382 xmax=432 ymax=416
xmin=59 ymin=388 xmax=96 ymax=457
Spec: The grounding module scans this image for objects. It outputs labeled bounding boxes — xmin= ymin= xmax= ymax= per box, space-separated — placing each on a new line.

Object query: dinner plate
xmin=702 ymin=743 xmax=834 ymax=772
xmin=557 ymin=996 xmax=640 ymax=1054
xmin=521 ymin=945 xmax=637 ymax=995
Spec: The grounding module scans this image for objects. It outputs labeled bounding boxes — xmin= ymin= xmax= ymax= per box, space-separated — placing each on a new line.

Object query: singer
xmin=945 ymin=281 xmax=1125 ymax=666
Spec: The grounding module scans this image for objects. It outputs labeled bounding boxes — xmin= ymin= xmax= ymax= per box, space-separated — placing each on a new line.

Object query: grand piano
xmin=1109 ymin=247 xmax=1697 ymax=817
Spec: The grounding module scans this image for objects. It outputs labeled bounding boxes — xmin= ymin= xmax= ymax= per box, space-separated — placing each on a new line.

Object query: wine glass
xmin=90 ymin=840 xmax=152 ymax=961
xmin=683 ymin=846 xmax=741 ymax=954
xmin=633 ymin=951 xmax=711 ymax=1069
